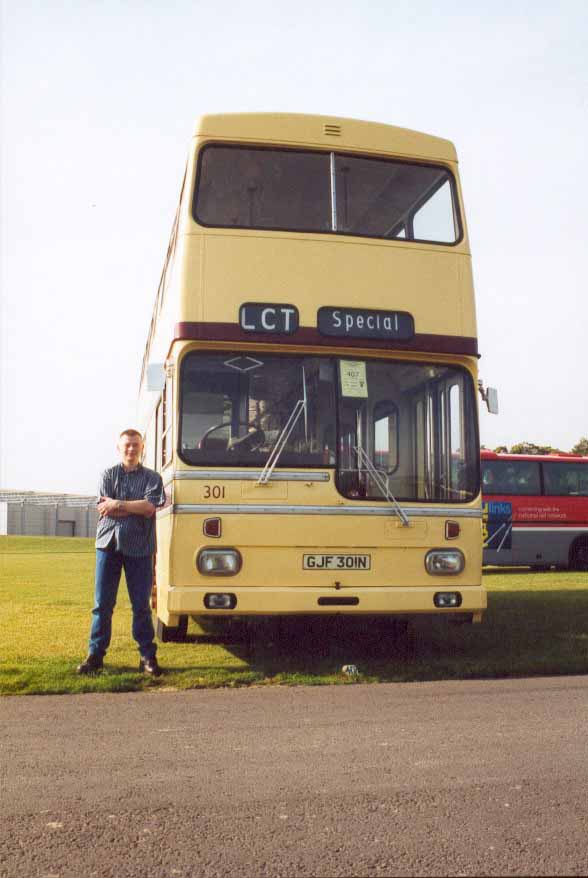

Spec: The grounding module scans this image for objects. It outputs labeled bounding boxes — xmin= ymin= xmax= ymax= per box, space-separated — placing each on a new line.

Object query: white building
xmin=0 ymin=491 xmax=98 ymax=537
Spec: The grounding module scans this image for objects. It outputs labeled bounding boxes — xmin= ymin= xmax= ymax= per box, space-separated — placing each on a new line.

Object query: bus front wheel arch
xmin=570 ymin=538 xmax=588 ymax=571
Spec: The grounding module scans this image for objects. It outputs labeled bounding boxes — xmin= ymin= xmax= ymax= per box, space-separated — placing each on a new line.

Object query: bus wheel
xmin=570 ymin=539 xmax=588 ymax=571
xmin=155 ymin=615 xmax=188 ymax=643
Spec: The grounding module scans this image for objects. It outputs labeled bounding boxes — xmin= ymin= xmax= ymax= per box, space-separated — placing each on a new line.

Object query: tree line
xmin=483 ymin=438 xmax=588 ymax=456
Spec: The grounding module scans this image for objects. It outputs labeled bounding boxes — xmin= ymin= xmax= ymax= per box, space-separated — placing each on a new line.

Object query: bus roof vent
xmin=323 ymin=123 xmax=342 ymax=137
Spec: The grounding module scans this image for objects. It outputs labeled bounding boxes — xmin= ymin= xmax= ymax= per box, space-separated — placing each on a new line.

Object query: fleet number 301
xmin=203 ymin=485 xmax=226 ymax=499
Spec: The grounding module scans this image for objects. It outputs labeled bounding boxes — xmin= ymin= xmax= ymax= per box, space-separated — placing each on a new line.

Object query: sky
xmin=1 ymin=0 xmax=587 ymax=494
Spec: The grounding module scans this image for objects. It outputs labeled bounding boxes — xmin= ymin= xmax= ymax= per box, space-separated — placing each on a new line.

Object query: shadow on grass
xmin=181 ymin=588 xmax=588 ymax=685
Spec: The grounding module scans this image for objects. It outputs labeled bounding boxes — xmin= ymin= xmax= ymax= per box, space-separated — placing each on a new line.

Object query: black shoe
xmin=77 ymin=654 xmax=103 ymax=675
xmin=139 ymin=656 xmax=162 ymax=677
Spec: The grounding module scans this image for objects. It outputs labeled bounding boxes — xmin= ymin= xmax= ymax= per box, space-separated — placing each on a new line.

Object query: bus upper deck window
xmin=193 ymin=145 xmax=461 ymax=245
xmin=412 ymin=179 xmax=457 ymax=244
xmin=194 ymin=146 xmax=330 ymax=232
xmin=333 ymin=155 xmax=459 ymax=244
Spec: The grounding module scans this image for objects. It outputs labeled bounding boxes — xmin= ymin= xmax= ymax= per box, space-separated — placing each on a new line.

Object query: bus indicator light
xmin=445 ymin=521 xmax=460 ymax=539
xmin=203 ymin=518 xmax=222 ymax=538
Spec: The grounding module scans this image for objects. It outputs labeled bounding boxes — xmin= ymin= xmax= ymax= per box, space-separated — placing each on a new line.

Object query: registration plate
xmin=303 ymin=554 xmax=371 ymax=570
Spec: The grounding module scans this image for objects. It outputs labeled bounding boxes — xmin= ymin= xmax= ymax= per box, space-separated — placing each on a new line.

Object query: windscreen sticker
xmin=340 ymin=361 xmax=368 ymax=398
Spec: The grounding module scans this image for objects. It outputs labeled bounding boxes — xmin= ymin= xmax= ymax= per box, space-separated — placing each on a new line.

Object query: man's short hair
xmin=119 ymin=429 xmax=143 ymax=440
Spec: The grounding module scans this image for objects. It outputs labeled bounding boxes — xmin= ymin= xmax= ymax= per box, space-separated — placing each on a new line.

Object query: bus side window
xmin=144 ymin=416 xmax=157 ymax=470
xmin=482 ymin=463 xmax=499 ymax=493
xmin=161 ymin=374 xmax=173 ymax=468
xmin=511 ymin=462 xmax=540 ymax=494
xmin=156 ymin=399 xmax=163 ymax=471
xmin=373 ymin=401 xmax=398 ymax=473
xmin=544 ymin=462 xmax=588 ymax=497
xmin=413 ymin=398 xmax=427 ymax=498
xmin=449 ymin=383 xmax=465 ymax=490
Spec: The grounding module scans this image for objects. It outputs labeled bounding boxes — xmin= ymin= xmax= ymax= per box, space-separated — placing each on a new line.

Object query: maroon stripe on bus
xmin=174 ymin=322 xmax=479 ymax=357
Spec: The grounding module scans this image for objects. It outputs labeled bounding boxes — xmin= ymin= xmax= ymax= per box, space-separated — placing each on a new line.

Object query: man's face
xmin=118 ymin=434 xmax=143 ymax=469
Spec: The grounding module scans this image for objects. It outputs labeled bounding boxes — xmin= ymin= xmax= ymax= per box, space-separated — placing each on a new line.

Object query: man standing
xmin=77 ymin=429 xmax=165 ymax=676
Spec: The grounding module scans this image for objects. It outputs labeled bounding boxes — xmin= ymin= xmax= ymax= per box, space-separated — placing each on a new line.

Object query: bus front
xmin=151 ymin=114 xmax=486 ymax=637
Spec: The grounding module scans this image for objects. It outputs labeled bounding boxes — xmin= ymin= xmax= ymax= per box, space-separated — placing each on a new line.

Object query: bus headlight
xmin=425 ymin=549 xmax=465 ymax=575
xmin=197 ymin=548 xmax=242 ymax=576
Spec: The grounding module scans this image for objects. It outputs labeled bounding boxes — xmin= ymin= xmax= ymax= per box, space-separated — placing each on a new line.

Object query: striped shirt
xmin=95 ymin=464 xmax=165 ymax=556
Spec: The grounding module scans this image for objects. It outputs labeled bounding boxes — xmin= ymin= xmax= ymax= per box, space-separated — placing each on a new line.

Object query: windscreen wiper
xmin=257 ymin=366 xmax=308 ymax=485
xmin=353 ymin=445 xmax=410 ymax=527
xmin=257 ymin=398 xmax=306 ymax=485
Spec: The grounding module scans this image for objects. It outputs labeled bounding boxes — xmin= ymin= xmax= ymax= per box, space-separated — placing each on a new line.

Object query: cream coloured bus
xmin=139 ymin=113 xmax=487 ymax=641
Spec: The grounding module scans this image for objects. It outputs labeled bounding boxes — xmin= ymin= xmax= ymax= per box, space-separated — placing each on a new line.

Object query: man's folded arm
xmin=117 ymin=499 xmax=156 ymax=518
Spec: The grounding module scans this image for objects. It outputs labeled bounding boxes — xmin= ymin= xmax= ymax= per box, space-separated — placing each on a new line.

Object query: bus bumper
xmin=160 ymin=585 xmax=486 ymax=623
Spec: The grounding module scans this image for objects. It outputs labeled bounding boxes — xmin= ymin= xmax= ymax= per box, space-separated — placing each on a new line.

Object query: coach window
xmin=482 ymin=461 xmax=540 ymax=495
xmin=510 ymin=461 xmax=540 ymax=494
xmin=543 ymin=463 xmax=588 ymax=496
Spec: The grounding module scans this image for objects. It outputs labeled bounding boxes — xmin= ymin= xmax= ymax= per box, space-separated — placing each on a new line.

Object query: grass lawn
xmin=1 ymin=535 xmax=588 ymax=696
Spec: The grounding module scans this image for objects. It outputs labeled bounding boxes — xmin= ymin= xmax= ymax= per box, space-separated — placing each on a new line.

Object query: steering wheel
xmin=228 ymin=427 xmax=266 ymax=453
xmin=199 ymin=421 xmax=265 ymax=452
xmin=199 ymin=422 xmax=231 ymax=445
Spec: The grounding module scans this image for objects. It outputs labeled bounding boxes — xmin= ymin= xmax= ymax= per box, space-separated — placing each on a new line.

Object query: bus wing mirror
xmin=486 ymin=387 xmax=499 ymax=414
xmin=478 ymin=381 xmax=499 ymax=415
xmin=146 ymin=363 xmax=166 ymax=392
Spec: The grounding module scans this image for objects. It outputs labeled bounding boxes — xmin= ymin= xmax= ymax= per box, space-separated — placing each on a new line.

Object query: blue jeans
xmin=89 ymin=549 xmax=156 ymax=660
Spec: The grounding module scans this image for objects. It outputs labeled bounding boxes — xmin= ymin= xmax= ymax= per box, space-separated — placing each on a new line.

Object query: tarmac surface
xmin=1 ymin=675 xmax=588 ymax=877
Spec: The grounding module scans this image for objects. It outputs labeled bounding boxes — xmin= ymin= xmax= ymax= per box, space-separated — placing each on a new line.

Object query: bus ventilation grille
xmin=323 ymin=124 xmax=342 ymax=137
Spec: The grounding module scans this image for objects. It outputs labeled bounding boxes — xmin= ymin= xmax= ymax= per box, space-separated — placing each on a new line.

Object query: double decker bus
xmin=482 ymin=450 xmax=588 ymax=570
xmin=139 ymin=113 xmax=489 ymax=641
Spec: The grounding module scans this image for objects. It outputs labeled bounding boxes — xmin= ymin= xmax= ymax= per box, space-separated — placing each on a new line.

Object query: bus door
xmin=412 ymin=369 xmax=473 ymax=503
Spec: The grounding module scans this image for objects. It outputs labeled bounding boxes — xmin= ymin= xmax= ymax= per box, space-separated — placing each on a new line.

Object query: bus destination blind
xmin=318 ymin=307 xmax=414 ymax=340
